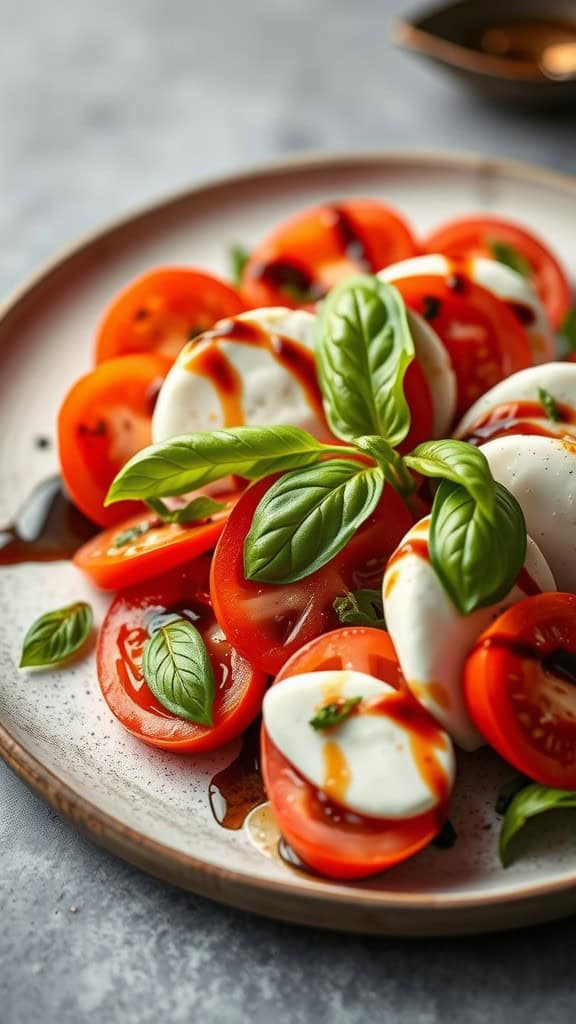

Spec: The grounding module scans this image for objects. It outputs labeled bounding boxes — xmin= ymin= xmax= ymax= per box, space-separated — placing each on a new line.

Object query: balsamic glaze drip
xmin=208 ymin=719 xmax=265 ymax=829
xmin=247 ymin=259 xmax=325 ymax=303
xmin=0 ymin=476 xmax=97 ymax=565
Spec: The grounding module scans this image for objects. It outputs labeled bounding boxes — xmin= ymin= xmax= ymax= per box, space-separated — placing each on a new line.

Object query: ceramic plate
xmin=2 ymin=152 xmax=576 ymax=936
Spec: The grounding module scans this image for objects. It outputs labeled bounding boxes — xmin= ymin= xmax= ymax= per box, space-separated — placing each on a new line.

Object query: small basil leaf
xmin=405 ymin=440 xmax=495 ymax=522
xmin=429 ymin=480 xmax=526 ymax=615
xmin=560 ymin=306 xmax=576 ymax=350
xmin=228 ymin=244 xmax=250 ymax=286
xmin=244 ymin=459 xmax=384 ymax=584
xmin=537 ymin=386 xmax=561 ymax=423
xmin=147 ymin=495 xmax=227 ymax=524
xmin=20 ymin=602 xmax=93 ymax=668
xmin=142 ymin=618 xmax=215 ymax=725
xmin=309 ymin=697 xmax=362 ymax=731
xmin=106 ymin=426 xmax=327 ymax=503
xmin=355 ymin=435 xmax=416 ymax=496
xmin=112 ymin=523 xmax=153 ymax=548
xmin=500 ymin=784 xmax=576 ymax=867
xmin=333 ymin=589 xmax=386 ymax=629
xmin=488 ymin=239 xmax=531 ymax=279
xmin=316 ymin=276 xmax=414 ymax=446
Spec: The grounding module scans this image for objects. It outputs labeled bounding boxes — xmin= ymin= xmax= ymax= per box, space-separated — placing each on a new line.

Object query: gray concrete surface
xmin=1 ymin=1 xmax=576 ymax=1021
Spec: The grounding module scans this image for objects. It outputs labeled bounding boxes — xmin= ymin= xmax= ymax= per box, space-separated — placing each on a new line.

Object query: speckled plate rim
xmin=2 ymin=150 xmax=576 ymax=936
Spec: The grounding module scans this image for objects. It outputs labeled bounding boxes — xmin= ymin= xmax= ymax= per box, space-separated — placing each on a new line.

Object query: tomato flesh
xmin=95 ymin=268 xmax=246 ymax=363
xmin=275 ymin=626 xmax=406 ymax=687
xmin=97 ymin=564 xmax=267 ymax=752
xmin=464 ymin=593 xmax=576 ymax=788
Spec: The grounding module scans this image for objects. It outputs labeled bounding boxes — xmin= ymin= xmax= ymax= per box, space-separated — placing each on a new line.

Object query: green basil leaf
xmin=106 ymin=426 xmax=328 ymax=503
xmin=355 ymin=435 xmax=416 ymax=496
xmin=316 ymin=276 xmax=414 ymax=446
xmin=405 ymin=440 xmax=495 ymax=522
xmin=228 ymin=244 xmax=250 ymax=286
xmin=560 ymin=306 xmax=576 ymax=350
xmin=112 ymin=523 xmax=153 ymax=548
xmin=488 ymin=239 xmax=531 ymax=279
xmin=333 ymin=589 xmax=386 ymax=629
xmin=309 ymin=696 xmax=362 ymax=731
xmin=147 ymin=495 xmax=227 ymax=524
xmin=500 ymin=784 xmax=576 ymax=867
xmin=244 ymin=459 xmax=384 ymax=584
xmin=142 ymin=618 xmax=214 ymax=725
xmin=538 ymin=386 xmax=561 ymax=423
xmin=20 ymin=602 xmax=93 ymax=668
xmin=430 ymin=480 xmax=526 ymax=615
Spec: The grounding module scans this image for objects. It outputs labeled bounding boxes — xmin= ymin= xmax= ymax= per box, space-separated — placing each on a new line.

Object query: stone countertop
xmin=1 ymin=1 xmax=576 ymax=1021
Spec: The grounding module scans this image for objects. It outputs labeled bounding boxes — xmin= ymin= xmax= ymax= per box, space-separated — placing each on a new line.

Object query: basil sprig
xmin=20 ymin=602 xmax=93 ymax=668
xmin=333 ymin=589 xmax=386 ymax=629
xmin=537 ymin=387 xmax=561 ymax=423
xmin=430 ymin=481 xmax=526 ymax=615
xmin=142 ymin=618 xmax=215 ymax=724
xmin=310 ymin=697 xmax=362 ymax=731
xmin=405 ymin=440 xmax=495 ymax=521
xmin=244 ymin=460 xmax=383 ymax=583
xmin=316 ymin=276 xmax=414 ymax=446
xmin=499 ymin=783 xmax=576 ymax=867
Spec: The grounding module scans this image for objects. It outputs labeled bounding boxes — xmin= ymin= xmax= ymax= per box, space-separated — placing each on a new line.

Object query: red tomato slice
xmin=58 ymin=353 xmax=171 ymax=528
xmin=241 ymin=200 xmax=418 ymax=308
xmin=95 ymin=268 xmax=246 ymax=363
xmin=210 ymin=474 xmax=416 ymax=675
xmin=392 ymin=270 xmax=532 ymax=417
xmin=97 ymin=563 xmax=268 ymax=752
xmin=425 ymin=216 xmax=571 ymax=330
xmin=73 ymin=492 xmax=239 ymax=590
xmin=275 ymin=626 xmax=405 ymax=688
xmin=464 ymin=593 xmax=576 ymax=788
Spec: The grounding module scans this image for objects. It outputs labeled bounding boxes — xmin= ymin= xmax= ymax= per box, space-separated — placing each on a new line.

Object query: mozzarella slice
xmin=380 ymin=253 xmax=554 ymax=365
xmin=405 ymin=310 xmax=457 ymax=436
xmin=481 ymin=435 xmax=576 ymax=592
xmin=383 ymin=517 xmax=556 ymax=750
xmin=152 ymin=307 xmax=328 ymax=443
xmin=454 ymin=362 xmax=576 ymax=443
xmin=263 ymin=670 xmax=454 ymax=819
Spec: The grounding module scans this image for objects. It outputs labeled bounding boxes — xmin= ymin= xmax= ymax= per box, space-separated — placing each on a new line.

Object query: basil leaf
xmin=355 ymin=435 xmax=416 ymax=496
xmin=538 ymin=387 xmax=561 ymax=423
xmin=430 ymin=480 xmax=526 ymax=615
xmin=488 ymin=239 xmax=531 ymax=279
xmin=316 ymin=276 xmax=414 ymax=446
xmin=560 ymin=306 xmax=576 ymax=350
xmin=112 ymin=523 xmax=153 ymax=548
xmin=500 ymin=784 xmax=576 ymax=867
xmin=106 ymin=426 xmax=328 ymax=503
xmin=142 ymin=618 xmax=214 ymax=724
xmin=244 ymin=459 xmax=384 ymax=584
xmin=333 ymin=589 xmax=386 ymax=629
xmin=310 ymin=697 xmax=362 ymax=731
xmin=147 ymin=495 xmax=227 ymax=524
xmin=20 ymin=602 xmax=93 ymax=668
xmin=405 ymin=440 xmax=495 ymax=522
xmin=228 ymin=244 xmax=250 ymax=286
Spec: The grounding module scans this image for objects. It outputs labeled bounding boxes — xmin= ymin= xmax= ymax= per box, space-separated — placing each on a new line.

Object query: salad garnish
xmin=19 ymin=602 xmax=93 ymax=669
xmin=333 ymin=589 xmax=386 ymax=629
xmin=309 ymin=696 xmax=362 ymax=731
xmin=488 ymin=239 xmax=531 ymax=279
xmin=499 ymin=784 xmax=576 ymax=867
xmin=142 ymin=617 xmax=215 ymax=725
xmin=537 ymin=386 xmax=561 ymax=423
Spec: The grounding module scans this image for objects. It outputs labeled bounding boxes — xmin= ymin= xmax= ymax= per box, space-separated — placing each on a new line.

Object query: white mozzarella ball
xmin=152 ymin=308 xmax=328 ymax=443
xmin=383 ymin=517 xmax=556 ymax=751
xmin=263 ymin=670 xmax=454 ymax=819
xmin=481 ymin=435 xmax=576 ymax=592
xmin=454 ymin=362 xmax=576 ymax=442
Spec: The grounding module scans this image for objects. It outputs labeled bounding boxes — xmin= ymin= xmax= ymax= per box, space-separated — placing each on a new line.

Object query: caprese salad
xmin=16 ymin=200 xmax=576 ymax=879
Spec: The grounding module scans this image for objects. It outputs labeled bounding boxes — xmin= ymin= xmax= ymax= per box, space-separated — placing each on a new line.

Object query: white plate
xmin=2 ymin=151 xmax=576 ymax=935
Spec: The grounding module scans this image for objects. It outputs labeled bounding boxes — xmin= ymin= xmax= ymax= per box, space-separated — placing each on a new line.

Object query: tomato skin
xmin=392 ymin=272 xmax=532 ymax=417
xmin=275 ymin=626 xmax=406 ymax=688
xmin=464 ymin=593 xmax=576 ymax=788
xmin=425 ymin=216 xmax=571 ymax=330
xmin=95 ymin=268 xmax=246 ymax=363
xmin=241 ymin=200 xmax=419 ymax=308
xmin=261 ymin=728 xmax=442 ymax=880
xmin=210 ymin=474 xmax=416 ymax=675
xmin=73 ymin=493 xmax=239 ymax=590
xmin=97 ymin=564 xmax=268 ymax=753
xmin=58 ymin=353 xmax=172 ymax=528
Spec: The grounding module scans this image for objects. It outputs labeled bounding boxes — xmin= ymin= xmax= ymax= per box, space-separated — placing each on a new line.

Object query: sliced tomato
xmin=275 ymin=626 xmax=405 ymax=688
xmin=241 ymin=200 xmax=418 ymax=308
xmin=95 ymin=268 xmax=246 ymax=363
xmin=392 ymin=269 xmax=532 ymax=417
xmin=73 ymin=492 xmax=239 ymax=590
xmin=58 ymin=353 xmax=171 ymax=528
xmin=425 ymin=216 xmax=572 ymax=330
xmin=464 ymin=593 xmax=576 ymax=788
xmin=97 ymin=563 xmax=267 ymax=752
xmin=210 ymin=474 xmax=416 ymax=676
